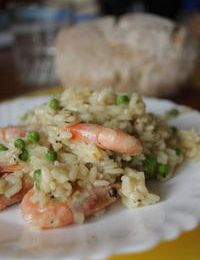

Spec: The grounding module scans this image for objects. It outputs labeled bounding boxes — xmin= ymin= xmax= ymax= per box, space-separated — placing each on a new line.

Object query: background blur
xmin=0 ymin=0 xmax=200 ymax=108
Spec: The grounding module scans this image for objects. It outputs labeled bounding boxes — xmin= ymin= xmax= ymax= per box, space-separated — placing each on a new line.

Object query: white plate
xmin=0 ymin=96 xmax=200 ymax=260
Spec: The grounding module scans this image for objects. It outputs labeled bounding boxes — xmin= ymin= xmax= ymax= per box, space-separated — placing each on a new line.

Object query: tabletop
xmin=0 ymin=49 xmax=200 ymax=260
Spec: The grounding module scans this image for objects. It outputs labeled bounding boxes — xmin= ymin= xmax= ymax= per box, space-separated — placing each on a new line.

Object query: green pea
xmin=33 ymin=169 xmax=41 ymax=190
xmin=157 ymin=163 xmax=170 ymax=177
xmin=49 ymin=98 xmax=60 ymax=110
xmin=27 ymin=131 xmax=40 ymax=144
xmin=116 ymin=95 xmax=130 ymax=105
xmin=46 ymin=150 xmax=57 ymax=162
xmin=144 ymin=154 xmax=157 ymax=178
xmin=14 ymin=139 xmax=26 ymax=150
xmin=0 ymin=143 xmax=8 ymax=151
xmin=166 ymin=108 xmax=180 ymax=118
xmin=19 ymin=149 xmax=29 ymax=161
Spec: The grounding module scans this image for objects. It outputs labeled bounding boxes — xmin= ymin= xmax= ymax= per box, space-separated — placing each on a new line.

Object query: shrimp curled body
xmin=66 ymin=123 xmax=142 ymax=155
xmin=0 ymin=173 xmax=33 ymax=211
xmin=21 ymin=184 xmax=119 ymax=229
xmin=0 ymin=126 xmax=31 ymax=210
xmin=0 ymin=164 xmax=33 ymax=210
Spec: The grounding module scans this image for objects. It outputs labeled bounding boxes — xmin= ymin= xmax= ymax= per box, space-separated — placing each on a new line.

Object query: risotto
xmin=0 ymin=87 xmax=199 ymax=228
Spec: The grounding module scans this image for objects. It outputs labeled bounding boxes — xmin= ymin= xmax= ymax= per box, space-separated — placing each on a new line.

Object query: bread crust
xmin=55 ymin=14 xmax=199 ymax=96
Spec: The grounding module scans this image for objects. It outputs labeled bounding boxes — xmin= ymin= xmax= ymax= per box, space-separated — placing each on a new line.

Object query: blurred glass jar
xmin=12 ymin=5 xmax=73 ymax=87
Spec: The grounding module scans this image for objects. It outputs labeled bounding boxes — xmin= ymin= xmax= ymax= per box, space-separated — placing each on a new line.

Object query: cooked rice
xmin=0 ymin=87 xmax=199 ymax=210
xmin=179 ymin=129 xmax=200 ymax=161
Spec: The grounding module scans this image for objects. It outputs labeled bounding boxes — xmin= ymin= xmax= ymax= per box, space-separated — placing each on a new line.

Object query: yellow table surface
xmin=109 ymin=226 xmax=200 ymax=260
xmin=7 ymin=86 xmax=200 ymax=260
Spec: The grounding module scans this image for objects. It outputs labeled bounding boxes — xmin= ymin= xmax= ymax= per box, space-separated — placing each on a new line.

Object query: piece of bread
xmin=55 ymin=13 xmax=199 ymax=96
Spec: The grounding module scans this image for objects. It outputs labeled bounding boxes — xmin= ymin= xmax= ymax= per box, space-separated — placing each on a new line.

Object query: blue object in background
xmin=75 ymin=12 xmax=99 ymax=23
xmin=13 ymin=5 xmax=73 ymax=24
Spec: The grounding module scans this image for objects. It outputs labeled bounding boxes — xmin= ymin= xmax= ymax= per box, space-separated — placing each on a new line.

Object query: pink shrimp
xmin=0 ymin=163 xmax=33 ymax=210
xmin=0 ymin=126 xmax=27 ymax=141
xmin=0 ymin=163 xmax=21 ymax=174
xmin=66 ymin=123 xmax=142 ymax=155
xmin=0 ymin=173 xmax=33 ymax=211
xmin=21 ymin=184 xmax=119 ymax=229
xmin=0 ymin=126 xmax=32 ymax=210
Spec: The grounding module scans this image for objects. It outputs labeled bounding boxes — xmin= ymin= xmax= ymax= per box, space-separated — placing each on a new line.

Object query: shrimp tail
xmin=82 ymin=184 xmax=119 ymax=217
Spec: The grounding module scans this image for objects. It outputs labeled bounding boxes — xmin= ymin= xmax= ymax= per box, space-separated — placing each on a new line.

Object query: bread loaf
xmin=55 ymin=14 xmax=199 ymax=96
